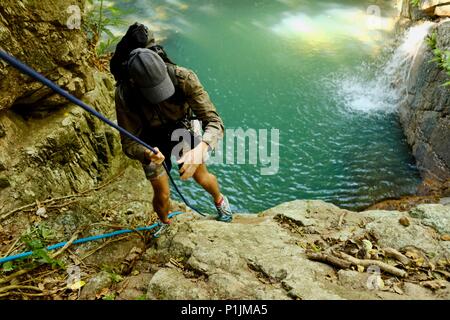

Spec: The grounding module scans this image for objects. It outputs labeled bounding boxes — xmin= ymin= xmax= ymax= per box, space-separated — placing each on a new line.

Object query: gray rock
xmin=337 ymin=270 xmax=371 ymax=291
xmin=79 ymin=271 xmax=113 ymax=300
xmin=147 ymin=268 xmax=210 ymax=300
xmin=0 ymin=176 xmax=10 ymax=189
xmin=403 ymin=283 xmax=435 ymax=300
xmin=409 ymin=204 xmax=450 ymax=234
xmin=365 ymin=217 xmax=440 ymax=253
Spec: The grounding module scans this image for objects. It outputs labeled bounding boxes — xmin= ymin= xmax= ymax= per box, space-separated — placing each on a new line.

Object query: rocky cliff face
xmin=0 ymin=0 xmax=94 ymax=111
xmin=0 ymin=0 xmax=152 ymax=238
xmin=396 ymin=17 xmax=450 ymax=188
xmin=398 ymin=0 xmax=450 ymax=20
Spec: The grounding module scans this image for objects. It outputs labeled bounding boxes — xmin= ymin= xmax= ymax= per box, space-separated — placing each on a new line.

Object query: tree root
xmin=306 ymin=249 xmax=408 ymax=278
xmin=383 ymin=247 xmax=411 ymax=266
xmin=306 ymin=252 xmax=351 ymax=269
xmin=337 ymin=252 xmax=407 ymax=278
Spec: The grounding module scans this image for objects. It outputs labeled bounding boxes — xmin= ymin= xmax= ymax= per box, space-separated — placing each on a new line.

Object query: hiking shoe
xmin=215 ymin=195 xmax=233 ymax=223
xmin=152 ymin=221 xmax=171 ymax=238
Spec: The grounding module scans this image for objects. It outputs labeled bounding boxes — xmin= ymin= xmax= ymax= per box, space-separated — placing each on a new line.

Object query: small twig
xmin=47 ymin=200 xmax=81 ymax=210
xmin=3 ymin=237 xmax=21 ymax=258
xmin=307 ymin=252 xmax=352 ymax=269
xmin=338 ymin=212 xmax=347 ymax=228
xmin=337 ymin=252 xmax=408 ymax=278
xmin=51 ymin=230 xmax=82 ymax=259
xmin=80 ymin=235 xmax=131 ymax=261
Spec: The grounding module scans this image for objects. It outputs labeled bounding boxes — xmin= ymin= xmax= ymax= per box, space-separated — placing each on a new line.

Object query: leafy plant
xmin=20 ymin=227 xmax=64 ymax=269
xmin=426 ymin=31 xmax=450 ymax=87
xmin=2 ymin=261 xmax=15 ymax=272
xmin=109 ymin=272 xmax=124 ymax=283
xmin=83 ymin=0 xmax=132 ymax=56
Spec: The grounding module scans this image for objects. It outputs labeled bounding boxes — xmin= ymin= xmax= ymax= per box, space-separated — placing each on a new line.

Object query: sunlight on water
xmin=271 ymin=7 xmax=396 ymax=48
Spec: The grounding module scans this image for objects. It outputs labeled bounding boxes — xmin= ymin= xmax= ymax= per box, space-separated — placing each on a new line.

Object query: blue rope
xmin=0 ymin=212 xmax=185 ymax=264
xmin=0 ymin=50 xmax=204 ymax=217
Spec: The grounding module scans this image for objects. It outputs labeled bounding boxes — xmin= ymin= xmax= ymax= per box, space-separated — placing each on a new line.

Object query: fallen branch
xmin=383 ymin=247 xmax=411 ymax=266
xmin=0 ymin=285 xmax=42 ymax=293
xmin=337 ymin=252 xmax=407 ymax=278
xmin=0 ymin=268 xmax=36 ymax=285
xmin=307 ymin=252 xmax=351 ymax=269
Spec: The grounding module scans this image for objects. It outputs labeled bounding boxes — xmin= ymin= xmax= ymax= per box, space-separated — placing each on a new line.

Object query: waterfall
xmin=332 ymin=21 xmax=435 ymax=114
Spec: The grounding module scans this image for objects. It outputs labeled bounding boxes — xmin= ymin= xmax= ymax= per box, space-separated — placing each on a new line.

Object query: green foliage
xmin=102 ymin=293 xmax=116 ymax=300
xmin=109 ymin=272 xmax=124 ymax=283
xmin=135 ymin=294 xmax=148 ymax=301
xmin=2 ymin=261 xmax=14 ymax=272
xmin=426 ymin=31 xmax=450 ymax=87
xmin=20 ymin=226 xmax=64 ymax=269
xmin=84 ymin=0 xmax=133 ymax=56
xmin=410 ymin=0 xmax=421 ymax=8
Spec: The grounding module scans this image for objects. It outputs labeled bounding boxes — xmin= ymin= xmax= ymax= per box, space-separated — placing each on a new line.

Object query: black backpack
xmin=110 ymin=22 xmax=176 ymax=83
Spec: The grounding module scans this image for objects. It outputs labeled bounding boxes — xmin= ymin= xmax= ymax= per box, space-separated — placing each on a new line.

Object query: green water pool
xmin=112 ymin=0 xmax=422 ymax=213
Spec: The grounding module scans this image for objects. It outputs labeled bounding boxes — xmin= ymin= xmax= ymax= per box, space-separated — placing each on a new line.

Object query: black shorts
xmin=142 ymin=127 xmax=202 ymax=180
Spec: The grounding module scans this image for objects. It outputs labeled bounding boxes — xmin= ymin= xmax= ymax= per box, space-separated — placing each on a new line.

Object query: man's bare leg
xmin=150 ymin=173 xmax=171 ymax=224
xmin=193 ymin=164 xmax=222 ymax=204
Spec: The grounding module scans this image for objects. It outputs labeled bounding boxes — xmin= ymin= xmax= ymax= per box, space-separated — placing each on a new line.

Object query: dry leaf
xmin=441 ymin=234 xmax=450 ymax=241
xmin=399 ymin=217 xmax=410 ymax=227
xmin=405 ymin=250 xmax=420 ymax=260
xmin=67 ymin=280 xmax=86 ymax=291
xmin=362 ymin=240 xmax=373 ymax=251
xmin=36 ymin=207 xmax=48 ymax=218
xmin=357 ymin=265 xmax=365 ymax=273
xmin=95 ymin=287 xmax=110 ymax=299
xmin=392 ymin=284 xmax=404 ymax=295
xmin=422 ymin=280 xmax=447 ymax=290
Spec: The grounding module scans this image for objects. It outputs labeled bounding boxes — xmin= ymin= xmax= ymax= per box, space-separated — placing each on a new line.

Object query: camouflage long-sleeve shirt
xmin=115 ymin=65 xmax=224 ymax=164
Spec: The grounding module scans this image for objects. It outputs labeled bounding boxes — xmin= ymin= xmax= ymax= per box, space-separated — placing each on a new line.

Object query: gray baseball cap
xmin=128 ymin=48 xmax=175 ymax=104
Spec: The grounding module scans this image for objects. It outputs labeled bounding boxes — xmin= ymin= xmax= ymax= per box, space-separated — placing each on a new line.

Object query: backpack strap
xmin=166 ymin=63 xmax=183 ymax=101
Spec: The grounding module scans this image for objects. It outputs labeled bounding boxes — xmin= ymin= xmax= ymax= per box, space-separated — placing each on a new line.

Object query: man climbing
xmin=113 ymin=24 xmax=233 ymax=231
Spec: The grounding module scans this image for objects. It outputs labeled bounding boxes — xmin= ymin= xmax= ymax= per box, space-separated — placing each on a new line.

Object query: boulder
xmin=409 ymin=204 xmax=450 ymax=234
xmin=141 ymin=201 xmax=449 ymax=300
xmin=79 ymin=271 xmax=113 ymax=300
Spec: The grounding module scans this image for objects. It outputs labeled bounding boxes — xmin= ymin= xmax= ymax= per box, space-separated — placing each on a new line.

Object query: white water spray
xmin=333 ymin=22 xmax=435 ymax=114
